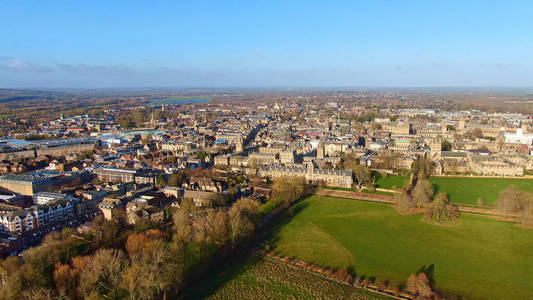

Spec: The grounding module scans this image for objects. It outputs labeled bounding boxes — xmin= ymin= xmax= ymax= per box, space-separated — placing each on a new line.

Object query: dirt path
xmin=316 ymin=188 xmax=395 ymax=203
xmin=315 ymin=188 xmax=499 ymax=216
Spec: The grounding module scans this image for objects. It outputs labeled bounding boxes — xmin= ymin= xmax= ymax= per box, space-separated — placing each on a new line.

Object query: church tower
xmin=235 ymin=135 xmax=244 ymax=153
xmin=429 ymin=138 xmax=442 ymax=161
xmin=317 ymin=138 xmax=325 ymax=159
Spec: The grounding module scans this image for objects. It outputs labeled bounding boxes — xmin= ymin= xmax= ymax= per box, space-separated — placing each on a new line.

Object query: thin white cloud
xmin=55 ymin=63 xmax=135 ymax=76
xmin=0 ymin=58 xmax=54 ymax=73
xmin=1 ymin=58 xmax=531 ymax=88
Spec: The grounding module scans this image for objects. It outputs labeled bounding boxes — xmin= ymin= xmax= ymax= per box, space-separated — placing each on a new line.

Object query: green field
xmin=430 ymin=177 xmax=533 ymax=206
xmin=269 ymin=195 xmax=533 ymax=300
xmin=183 ymin=254 xmax=390 ymax=300
xmin=375 ymin=175 xmax=410 ymax=189
xmin=376 ymin=175 xmax=533 ymax=206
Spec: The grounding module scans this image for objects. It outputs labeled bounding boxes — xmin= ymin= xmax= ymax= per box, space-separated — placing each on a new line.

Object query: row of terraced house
xmin=0 ymin=194 xmax=78 ymax=233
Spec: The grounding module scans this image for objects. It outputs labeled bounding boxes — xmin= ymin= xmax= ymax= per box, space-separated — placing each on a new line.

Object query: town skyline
xmin=1 ymin=2 xmax=533 ymax=299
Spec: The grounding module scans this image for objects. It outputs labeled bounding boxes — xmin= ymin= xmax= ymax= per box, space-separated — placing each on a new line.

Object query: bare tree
xmin=122 ymin=239 xmax=181 ymax=300
xmin=343 ymin=153 xmax=372 ymax=186
xmin=395 ymin=189 xmax=415 ymax=214
xmin=426 ymin=192 xmax=459 ymax=222
xmin=272 ymin=176 xmax=311 ymax=206
xmin=228 ymin=198 xmax=260 ymax=248
xmin=78 ymin=249 xmax=126 ymax=299
xmin=411 ymin=156 xmax=434 ymax=181
xmin=496 ymin=185 xmax=533 ymax=227
xmin=206 ymin=210 xmax=228 ymax=242
xmin=412 ymin=179 xmax=434 ymax=208
xmin=406 ymin=272 xmax=434 ymax=299
xmin=172 ymin=209 xmax=192 ymax=243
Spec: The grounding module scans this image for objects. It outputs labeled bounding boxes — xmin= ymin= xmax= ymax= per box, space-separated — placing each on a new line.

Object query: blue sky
xmin=1 ymin=1 xmax=532 ymax=88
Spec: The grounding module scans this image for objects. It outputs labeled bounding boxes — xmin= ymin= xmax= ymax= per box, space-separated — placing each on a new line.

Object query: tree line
xmin=396 ymin=156 xmax=459 ymax=224
xmin=495 ymin=184 xmax=533 ymax=228
xmin=0 ymin=175 xmax=312 ymax=300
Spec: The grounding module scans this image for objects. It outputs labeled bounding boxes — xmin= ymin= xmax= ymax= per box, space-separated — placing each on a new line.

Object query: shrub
xmin=363 ymin=279 xmax=372 ymax=287
xmin=354 ymin=276 xmax=364 ymax=286
xmin=335 ymin=269 xmax=352 ymax=283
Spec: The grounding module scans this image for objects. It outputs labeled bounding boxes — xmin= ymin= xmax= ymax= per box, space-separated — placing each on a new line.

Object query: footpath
xmin=315 ymin=188 xmax=497 ymax=216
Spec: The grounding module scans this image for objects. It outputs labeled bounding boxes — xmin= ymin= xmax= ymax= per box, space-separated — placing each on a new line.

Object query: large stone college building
xmin=259 ymin=164 xmax=353 ymax=188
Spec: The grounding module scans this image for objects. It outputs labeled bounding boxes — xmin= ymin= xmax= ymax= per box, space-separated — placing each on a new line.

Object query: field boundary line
xmin=253 ymin=250 xmax=412 ymax=300
xmin=315 ymin=188 xmax=502 ymax=216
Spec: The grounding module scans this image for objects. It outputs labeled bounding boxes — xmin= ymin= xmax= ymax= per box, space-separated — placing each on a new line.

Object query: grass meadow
xmin=269 ymin=195 xmax=533 ymax=300
xmin=376 ymin=175 xmax=533 ymax=205
xmin=182 ymin=254 xmax=390 ymax=300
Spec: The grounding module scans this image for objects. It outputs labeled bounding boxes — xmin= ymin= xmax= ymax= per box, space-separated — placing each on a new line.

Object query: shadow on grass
xmin=178 ymin=251 xmax=260 ymax=300
xmin=178 ymin=200 xmax=310 ymax=299
xmin=417 ymin=264 xmax=435 ymax=286
xmin=432 ymin=183 xmax=441 ymax=196
xmin=262 ymin=200 xmax=309 ymax=247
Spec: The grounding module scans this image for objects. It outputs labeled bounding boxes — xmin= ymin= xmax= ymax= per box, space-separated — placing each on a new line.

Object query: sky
xmin=1 ymin=0 xmax=533 ymax=88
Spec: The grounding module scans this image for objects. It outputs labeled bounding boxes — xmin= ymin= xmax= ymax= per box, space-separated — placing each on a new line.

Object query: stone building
xmin=441 ymin=151 xmax=469 ymax=174
xmin=99 ymin=197 xmax=122 ymax=221
xmin=468 ymin=155 xmax=523 ymax=176
xmin=214 ymin=154 xmax=230 ymax=166
xmin=93 ymin=167 xmax=157 ymax=184
xmin=235 ymin=135 xmax=244 ymax=153
xmin=183 ymin=189 xmax=219 ymax=207
xmin=382 ymin=118 xmax=411 ymax=135
xmin=428 ymin=138 xmax=442 ymax=161
xmin=317 ymin=138 xmax=325 ymax=159
xmin=279 ymin=150 xmax=295 ymax=164
xmin=248 ymin=152 xmax=279 ymax=165
xmin=259 ymin=164 xmax=353 ymax=188
xmin=161 ymin=141 xmax=195 ymax=154
xmin=126 ymin=200 xmax=164 ymax=225
xmin=0 ymin=173 xmax=51 ymax=196
xmin=229 ymin=155 xmax=248 ymax=167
